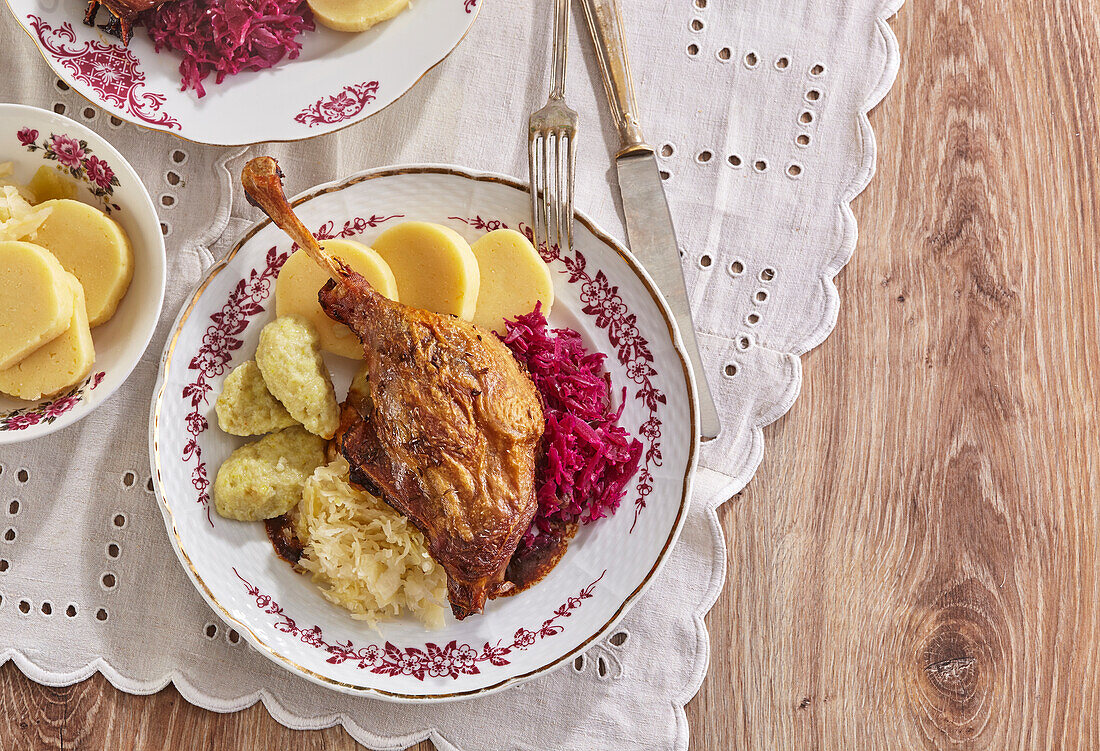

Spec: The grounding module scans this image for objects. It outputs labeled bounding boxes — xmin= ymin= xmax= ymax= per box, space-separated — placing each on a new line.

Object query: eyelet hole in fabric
xmin=160 ymin=194 xmax=176 ymax=208
xmin=796 ymin=134 xmax=811 ymax=147
xmin=96 ymin=608 xmax=108 ymax=621
xmin=0 ymin=559 xmax=8 ymax=572
xmin=787 ymin=163 xmax=803 ymax=178
xmin=53 ymin=103 xmax=66 ymax=115
xmin=724 ymin=363 xmax=738 ymax=377
xmin=41 ymin=602 xmax=52 ymax=616
xmin=760 ymin=267 xmax=776 ymax=282
xmin=101 ymin=572 xmax=117 ymax=590
xmin=728 ymin=154 xmax=742 ymax=167
xmin=729 ymin=259 xmax=745 ymax=276
xmin=160 ymin=222 xmax=171 ymax=237
xmin=109 ymin=116 xmax=123 ymax=127
xmin=19 ymin=600 xmax=30 ymax=614
xmin=699 ymin=254 xmax=713 ymax=268
xmin=7 ymin=500 xmax=18 ymax=515
xmin=690 ymin=19 xmax=703 ymax=31
xmin=227 ymin=629 xmax=241 ymax=645
xmin=122 ymin=471 xmax=136 ymax=488
xmin=66 ymin=604 xmax=77 ymax=617
xmin=697 ymin=150 xmax=713 ymax=164
xmin=3 ymin=528 xmax=15 ymax=543
xmin=659 ymin=170 xmax=671 ymax=181
xmin=146 ymin=478 xmax=155 ymax=493
xmin=82 ymin=107 xmax=96 ymax=120
xmin=17 ymin=469 xmax=28 ymax=483
xmin=754 ymin=159 xmax=768 ymax=172
xmin=806 ymin=88 xmax=822 ymax=102
xmin=205 ymin=623 xmax=218 ymax=639
xmin=738 ymin=336 xmax=752 ymax=350
xmin=800 ymin=110 xmax=815 ymax=124
xmin=775 ymin=55 xmax=790 ymax=70
xmin=660 ymin=143 xmax=674 ymax=158
xmin=717 ymin=47 xmax=731 ymax=61
xmin=171 ymin=149 xmax=187 ymax=164
xmin=610 ymin=631 xmax=629 ymax=646
xmin=746 ymin=312 xmax=761 ymax=325
xmin=811 ymin=63 xmax=826 ymax=76
xmin=107 ymin=543 xmax=120 ymax=559
xmin=744 ymin=51 xmax=759 ymax=68
xmin=687 ymin=44 xmax=699 ymax=56
xmin=573 ymin=655 xmax=585 ymax=671
xmin=112 ymin=513 xmax=127 ymax=529
xmin=55 ymin=79 xmax=69 ymax=91
xmin=597 ymin=657 xmax=608 ymax=677
xmin=755 ymin=289 xmax=769 ymax=302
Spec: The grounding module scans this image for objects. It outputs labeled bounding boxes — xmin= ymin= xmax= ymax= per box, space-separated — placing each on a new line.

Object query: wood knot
xmin=910 ymin=579 xmax=1007 ymax=744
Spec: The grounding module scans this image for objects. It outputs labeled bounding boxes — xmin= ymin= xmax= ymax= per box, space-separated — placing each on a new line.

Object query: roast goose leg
xmin=241 ymin=158 xmax=545 ymax=619
xmin=83 ymin=0 xmax=169 ymax=45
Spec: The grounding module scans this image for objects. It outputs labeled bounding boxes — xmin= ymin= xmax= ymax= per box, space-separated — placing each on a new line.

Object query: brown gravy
xmin=502 ymin=520 xmax=579 ymax=596
xmin=265 ymin=514 xmax=304 ymax=566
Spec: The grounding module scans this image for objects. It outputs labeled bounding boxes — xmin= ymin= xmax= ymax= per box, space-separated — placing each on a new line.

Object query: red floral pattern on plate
xmin=294 ymin=81 xmax=380 ymax=127
xmin=449 ymin=216 xmax=664 ymax=531
xmin=182 ymin=215 xmax=402 ymax=524
xmin=0 ymin=371 xmax=105 ymax=432
xmin=235 ymin=567 xmax=605 ymax=679
xmin=18 ymin=128 xmax=122 ymax=213
xmin=27 ymin=15 xmax=180 ymax=131
xmin=464 ymin=0 xmax=477 ymax=12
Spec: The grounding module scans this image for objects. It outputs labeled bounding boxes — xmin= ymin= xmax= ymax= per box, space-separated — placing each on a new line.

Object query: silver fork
xmin=528 ymin=0 xmax=578 ymax=253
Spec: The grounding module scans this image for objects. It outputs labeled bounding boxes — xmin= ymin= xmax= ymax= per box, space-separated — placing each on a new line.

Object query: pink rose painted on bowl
xmin=49 ymin=133 xmax=85 ymax=168
xmin=83 ymin=155 xmax=115 ymax=190
xmin=17 ymin=127 xmax=38 ymax=146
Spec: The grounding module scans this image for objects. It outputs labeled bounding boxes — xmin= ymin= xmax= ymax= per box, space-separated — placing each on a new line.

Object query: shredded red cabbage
xmin=141 ymin=0 xmax=315 ymax=98
xmin=501 ymin=304 xmax=643 ymax=547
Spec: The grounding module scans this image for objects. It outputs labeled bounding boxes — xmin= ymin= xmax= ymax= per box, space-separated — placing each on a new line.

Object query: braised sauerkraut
xmin=296 ymin=457 xmax=446 ymax=628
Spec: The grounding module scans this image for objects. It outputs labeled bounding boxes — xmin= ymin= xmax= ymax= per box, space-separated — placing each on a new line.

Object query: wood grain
xmin=5 ymin=2 xmax=1100 ymax=749
xmin=687 ymin=0 xmax=1100 ymax=748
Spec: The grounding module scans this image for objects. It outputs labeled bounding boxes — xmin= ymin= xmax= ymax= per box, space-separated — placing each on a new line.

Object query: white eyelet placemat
xmin=0 ymin=0 xmax=902 ymax=747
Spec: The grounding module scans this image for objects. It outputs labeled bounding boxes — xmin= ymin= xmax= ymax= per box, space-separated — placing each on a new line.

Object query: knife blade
xmin=580 ymin=0 xmax=721 ymax=440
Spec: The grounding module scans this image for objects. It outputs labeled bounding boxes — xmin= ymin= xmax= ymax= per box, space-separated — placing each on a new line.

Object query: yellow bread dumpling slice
xmin=27 ymin=167 xmax=78 ymax=204
xmin=32 ymin=199 xmax=133 ymax=328
xmin=213 ymin=426 xmax=327 ymax=521
xmin=255 ymin=315 xmax=339 ymax=439
xmin=470 ymin=229 xmax=554 ymax=333
xmin=307 ymin=0 xmax=409 ymax=32
xmin=276 ymin=239 xmax=398 ymax=360
xmin=370 ymin=221 xmax=480 ymax=320
xmin=0 ymin=276 xmax=94 ymax=400
xmin=0 ymin=240 xmax=75 ymax=369
xmin=215 ymin=360 xmax=299 ymax=436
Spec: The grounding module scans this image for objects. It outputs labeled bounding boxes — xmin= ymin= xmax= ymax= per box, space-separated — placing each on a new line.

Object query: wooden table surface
xmin=5 ymin=2 xmax=1100 ymax=749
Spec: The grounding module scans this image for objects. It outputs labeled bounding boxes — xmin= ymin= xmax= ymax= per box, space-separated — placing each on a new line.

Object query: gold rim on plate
xmin=149 ymin=164 xmax=699 ymax=700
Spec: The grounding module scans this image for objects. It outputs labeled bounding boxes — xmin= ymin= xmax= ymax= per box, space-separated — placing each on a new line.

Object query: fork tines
xmin=528 ymin=116 xmax=577 ymax=254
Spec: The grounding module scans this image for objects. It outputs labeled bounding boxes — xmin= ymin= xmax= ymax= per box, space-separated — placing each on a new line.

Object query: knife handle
xmin=578 ymin=0 xmax=648 ymax=156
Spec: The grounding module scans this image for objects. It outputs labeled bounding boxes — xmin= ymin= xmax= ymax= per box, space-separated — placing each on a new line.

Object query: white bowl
xmin=0 ymin=103 xmax=166 ymax=444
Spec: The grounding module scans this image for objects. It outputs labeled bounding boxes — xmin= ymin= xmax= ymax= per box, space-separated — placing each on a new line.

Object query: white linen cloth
xmin=0 ymin=0 xmax=901 ymax=748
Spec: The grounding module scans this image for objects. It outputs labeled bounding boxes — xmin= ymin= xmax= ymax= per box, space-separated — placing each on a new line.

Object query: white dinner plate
xmin=4 ymin=0 xmax=480 ymax=144
xmin=149 ymin=165 xmax=698 ymax=700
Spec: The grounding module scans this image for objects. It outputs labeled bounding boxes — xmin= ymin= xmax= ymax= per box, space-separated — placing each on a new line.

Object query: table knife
xmin=579 ymin=0 xmax=721 ymax=440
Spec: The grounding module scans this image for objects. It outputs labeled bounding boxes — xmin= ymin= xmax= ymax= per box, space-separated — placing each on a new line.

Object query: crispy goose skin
xmin=84 ymin=0 xmax=169 ymax=45
xmin=322 ymin=273 xmax=544 ymax=618
xmin=240 ymin=157 xmax=545 ymax=619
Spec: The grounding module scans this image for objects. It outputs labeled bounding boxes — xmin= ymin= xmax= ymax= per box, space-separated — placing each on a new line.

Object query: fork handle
xmin=550 ymin=0 xmax=570 ymax=100
xmin=579 ymin=0 xmax=647 ymax=155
